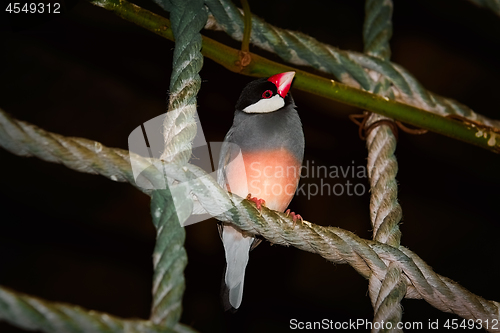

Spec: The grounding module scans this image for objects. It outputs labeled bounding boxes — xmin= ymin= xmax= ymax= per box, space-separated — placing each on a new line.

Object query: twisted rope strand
xmin=0 ymin=286 xmax=197 ymax=333
xmin=376 ymin=245 xmax=500 ymax=327
xmin=362 ymin=1 xmax=405 ymax=331
xmin=0 ymin=110 xmax=162 ymax=195
xmin=151 ymin=0 xmax=208 ymax=327
xmin=161 ymin=0 xmax=207 ymax=165
xmin=150 ymin=189 xmax=189 ymax=327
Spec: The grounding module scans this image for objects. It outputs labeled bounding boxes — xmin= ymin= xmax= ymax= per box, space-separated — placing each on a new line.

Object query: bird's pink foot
xmin=246 ymin=194 xmax=266 ymax=211
xmin=285 ymin=209 xmax=303 ymax=227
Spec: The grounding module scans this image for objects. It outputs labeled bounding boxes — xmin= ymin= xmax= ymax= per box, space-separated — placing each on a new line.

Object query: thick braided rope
xmin=467 ymin=0 xmax=500 ymax=16
xmin=151 ymin=0 xmax=208 ymax=327
xmin=149 ymin=188 xmax=188 ymax=327
xmin=161 ymin=0 xmax=206 ymax=165
xmin=363 ymin=2 xmax=405 ymax=332
xmin=0 ymin=286 xmax=196 ymax=333
xmin=203 ymin=0 xmax=500 ymax=129
xmin=1 ymin=110 xmax=499 ymax=331
xmin=364 ymin=0 xmax=393 ymax=61
xmin=0 ymin=110 xmax=162 ymax=196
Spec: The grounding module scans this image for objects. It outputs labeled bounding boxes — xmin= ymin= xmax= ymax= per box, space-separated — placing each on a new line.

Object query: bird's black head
xmin=235 ymin=72 xmax=295 ymax=113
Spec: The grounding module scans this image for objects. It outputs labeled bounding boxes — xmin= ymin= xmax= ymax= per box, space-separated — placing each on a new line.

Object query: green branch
xmin=240 ymin=0 xmax=252 ymax=53
xmin=88 ymin=0 xmax=500 ymax=154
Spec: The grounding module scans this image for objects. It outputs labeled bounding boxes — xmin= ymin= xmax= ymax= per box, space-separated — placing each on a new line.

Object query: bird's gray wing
xmin=217 ymin=125 xmax=259 ymax=310
xmin=216 ymin=126 xmax=235 ymax=189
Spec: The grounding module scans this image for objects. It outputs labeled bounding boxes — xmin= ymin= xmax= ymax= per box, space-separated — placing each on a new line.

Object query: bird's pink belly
xmin=224 ymin=149 xmax=301 ymax=212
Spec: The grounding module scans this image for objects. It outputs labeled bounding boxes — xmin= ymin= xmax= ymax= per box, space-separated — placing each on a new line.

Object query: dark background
xmin=1 ymin=0 xmax=499 ymax=332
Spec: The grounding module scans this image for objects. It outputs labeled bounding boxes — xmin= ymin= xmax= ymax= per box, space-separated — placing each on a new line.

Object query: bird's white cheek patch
xmin=243 ymin=95 xmax=284 ymax=113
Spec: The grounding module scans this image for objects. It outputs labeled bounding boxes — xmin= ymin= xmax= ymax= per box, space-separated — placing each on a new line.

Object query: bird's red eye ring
xmin=262 ymin=90 xmax=273 ymax=99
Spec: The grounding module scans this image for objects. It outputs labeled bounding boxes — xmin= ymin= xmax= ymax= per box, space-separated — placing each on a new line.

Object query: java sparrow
xmin=217 ymin=71 xmax=305 ymax=310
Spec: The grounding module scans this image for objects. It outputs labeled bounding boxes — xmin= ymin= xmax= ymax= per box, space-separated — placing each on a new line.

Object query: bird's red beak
xmin=267 ymin=71 xmax=295 ymax=98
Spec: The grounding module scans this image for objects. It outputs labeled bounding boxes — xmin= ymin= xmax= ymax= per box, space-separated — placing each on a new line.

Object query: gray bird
xmin=217 ymin=71 xmax=305 ymax=310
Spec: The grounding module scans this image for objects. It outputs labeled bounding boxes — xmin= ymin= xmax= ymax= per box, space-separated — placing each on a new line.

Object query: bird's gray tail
xmin=221 ymin=224 xmax=254 ymax=310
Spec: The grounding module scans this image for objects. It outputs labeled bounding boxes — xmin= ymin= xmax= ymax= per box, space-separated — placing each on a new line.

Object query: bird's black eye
xmin=262 ymin=90 xmax=273 ymax=99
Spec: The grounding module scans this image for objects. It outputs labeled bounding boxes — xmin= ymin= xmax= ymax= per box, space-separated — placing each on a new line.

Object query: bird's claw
xmin=246 ymin=194 xmax=266 ymax=212
xmin=285 ymin=209 xmax=303 ymax=227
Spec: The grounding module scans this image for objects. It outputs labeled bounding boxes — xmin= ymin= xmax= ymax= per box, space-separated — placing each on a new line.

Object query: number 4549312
xmin=5 ymin=2 xmax=61 ymax=14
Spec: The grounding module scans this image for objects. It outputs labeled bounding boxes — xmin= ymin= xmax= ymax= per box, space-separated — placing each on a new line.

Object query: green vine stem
xmin=88 ymin=0 xmax=500 ymax=154
xmin=240 ymin=0 xmax=252 ymax=53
